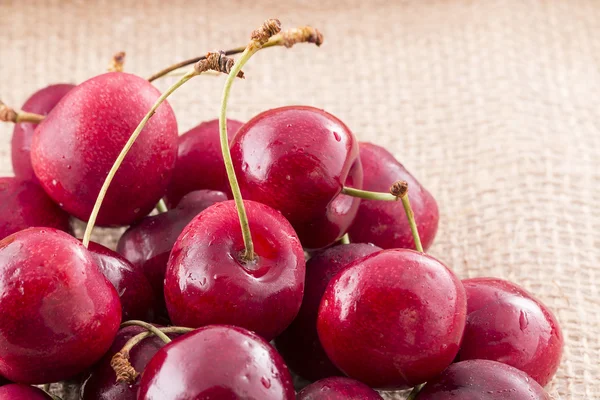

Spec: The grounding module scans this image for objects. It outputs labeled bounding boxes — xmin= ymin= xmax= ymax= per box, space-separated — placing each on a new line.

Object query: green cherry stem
xmin=341 ymin=186 xmax=398 ymax=202
xmin=406 ymin=384 xmax=424 ymax=399
xmin=401 ymin=190 xmax=423 ymax=253
xmin=120 ymin=319 xmax=172 ymax=344
xmin=155 ymin=198 xmax=168 ymax=213
xmin=340 ymin=233 xmax=350 ymax=244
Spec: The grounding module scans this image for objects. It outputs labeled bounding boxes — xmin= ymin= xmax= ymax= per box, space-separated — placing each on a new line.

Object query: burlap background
xmin=1 ymin=0 xmax=598 ymax=398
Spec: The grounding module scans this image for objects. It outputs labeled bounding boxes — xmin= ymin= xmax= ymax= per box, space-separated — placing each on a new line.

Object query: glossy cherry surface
xmin=348 ymin=142 xmax=439 ymax=250
xmin=87 ymin=241 xmax=155 ymax=321
xmin=275 ymin=243 xmax=381 ymax=381
xmin=457 ymin=277 xmax=563 ymax=386
xmin=230 ymin=106 xmax=363 ymax=249
xmin=117 ymin=190 xmax=227 ymax=314
xmin=31 ymin=72 xmax=178 ymax=226
xmin=138 ymin=325 xmax=295 ymax=400
xmin=0 ymin=177 xmax=71 ymax=240
xmin=0 ymin=384 xmax=52 ymax=399
xmin=11 ymin=84 xmax=75 ymax=180
xmin=0 ymin=228 xmax=121 ymax=384
xmin=82 ymin=325 xmax=179 ymax=400
xmin=165 ymin=200 xmax=305 ymax=341
xmin=165 ymin=119 xmax=243 ymax=207
xmin=317 ymin=249 xmax=466 ymax=389
xmin=415 ymin=360 xmax=550 ymax=399
xmin=297 ymin=377 xmax=383 ymax=400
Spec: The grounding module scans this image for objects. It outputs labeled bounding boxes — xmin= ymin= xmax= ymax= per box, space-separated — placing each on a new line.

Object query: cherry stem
xmin=342 ymin=186 xmax=398 ymax=201
xmin=120 ymin=320 xmax=172 ymax=344
xmin=340 ymin=233 xmax=350 ymax=244
xmin=401 ymin=190 xmax=423 ymax=253
xmin=0 ymin=101 xmax=45 ymax=123
xmin=108 ymin=51 xmax=126 ymax=72
xmin=406 ymin=383 xmax=424 ymax=399
xmin=156 ymin=198 xmax=168 ymax=213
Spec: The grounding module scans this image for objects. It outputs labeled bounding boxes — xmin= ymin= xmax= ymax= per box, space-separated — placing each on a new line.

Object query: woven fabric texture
xmin=1 ymin=0 xmax=599 ymax=398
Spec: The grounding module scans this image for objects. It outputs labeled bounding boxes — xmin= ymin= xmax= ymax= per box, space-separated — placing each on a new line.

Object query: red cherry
xmin=86 ymin=241 xmax=156 ymax=321
xmin=165 ymin=119 xmax=244 ymax=207
xmin=11 ymin=84 xmax=74 ymax=181
xmin=164 ymin=200 xmax=305 ymax=341
xmin=415 ymin=360 xmax=550 ymax=399
xmin=117 ymin=190 xmax=227 ymax=315
xmin=0 ymin=228 xmax=121 ymax=384
xmin=457 ymin=278 xmax=563 ymax=386
xmin=230 ymin=106 xmax=362 ymax=249
xmin=138 ymin=325 xmax=295 ymax=399
xmin=317 ymin=249 xmax=466 ymax=389
xmin=297 ymin=377 xmax=383 ymax=400
xmin=275 ymin=243 xmax=381 ymax=381
xmin=348 ymin=142 xmax=439 ymax=250
xmin=31 ymin=72 xmax=178 ymax=226
xmin=0 ymin=177 xmax=71 ymax=240
xmin=0 ymin=384 xmax=52 ymax=399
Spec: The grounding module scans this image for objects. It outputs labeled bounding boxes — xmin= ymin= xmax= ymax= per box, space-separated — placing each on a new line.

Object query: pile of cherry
xmin=0 ymin=19 xmax=563 ymax=400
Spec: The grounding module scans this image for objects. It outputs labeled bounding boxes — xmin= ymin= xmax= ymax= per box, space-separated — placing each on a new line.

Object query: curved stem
xmin=340 ymin=233 xmax=350 ymax=245
xmin=120 ymin=320 xmax=173 ymax=344
xmin=401 ymin=193 xmax=423 ymax=252
xmin=406 ymin=384 xmax=423 ymax=400
xmin=82 ymin=69 xmax=197 ymax=247
xmin=219 ymin=46 xmax=260 ymax=261
xmin=156 ymin=198 xmax=168 ymax=213
xmin=342 ymin=186 xmax=399 ymax=202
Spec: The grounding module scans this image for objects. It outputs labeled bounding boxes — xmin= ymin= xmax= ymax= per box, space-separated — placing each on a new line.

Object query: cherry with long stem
xmin=0 ymin=100 xmax=44 ymax=123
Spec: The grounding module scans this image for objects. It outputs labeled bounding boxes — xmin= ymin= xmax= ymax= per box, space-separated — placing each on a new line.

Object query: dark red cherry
xmin=86 ymin=241 xmax=156 ymax=321
xmin=82 ymin=325 xmax=179 ymax=400
xmin=317 ymin=249 xmax=466 ymax=389
xmin=165 ymin=200 xmax=305 ymax=341
xmin=230 ymin=106 xmax=362 ymax=249
xmin=31 ymin=72 xmax=178 ymax=226
xmin=138 ymin=325 xmax=295 ymax=400
xmin=275 ymin=243 xmax=381 ymax=381
xmin=11 ymin=84 xmax=75 ymax=181
xmin=0 ymin=177 xmax=71 ymax=240
xmin=117 ymin=190 xmax=227 ymax=314
xmin=165 ymin=119 xmax=243 ymax=207
xmin=0 ymin=228 xmax=121 ymax=384
xmin=457 ymin=277 xmax=563 ymax=386
xmin=415 ymin=359 xmax=550 ymax=399
xmin=297 ymin=377 xmax=383 ymax=400
xmin=348 ymin=142 xmax=439 ymax=250
xmin=0 ymin=384 xmax=52 ymax=399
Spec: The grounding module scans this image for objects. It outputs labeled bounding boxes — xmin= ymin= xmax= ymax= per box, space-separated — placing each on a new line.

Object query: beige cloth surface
xmin=1 ymin=0 xmax=599 ymax=398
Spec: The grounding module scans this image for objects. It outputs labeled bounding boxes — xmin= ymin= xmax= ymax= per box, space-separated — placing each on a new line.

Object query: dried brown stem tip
xmin=390 ymin=181 xmax=409 ymax=198
xmin=110 ymin=350 xmax=138 ymax=383
xmin=108 ymin=51 xmax=126 ymax=72
xmin=280 ymin=26 xmax=324 ymax=48
xmin=251 ymin=18 xmax=282 ymax=46
xmin=0 ymin=101 xmax=18 ymax=123
xmin=194 ymin=51 xmax=245 ymax=78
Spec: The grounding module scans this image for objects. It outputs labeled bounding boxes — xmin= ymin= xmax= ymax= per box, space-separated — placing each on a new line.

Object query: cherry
xmin=275 ymin=243 xmax=381 ymax=381
xmin=297 ymin=377 xmax=383 ymax=400
xmin=414 ymin=359 xmax=550 ymax=399
xmin=230 ymin=105 xmax=363 ymax=249
xmin=457 ymin=277 xmax=563 ymax=386
xmin=0 ymin=384 xmax=52 ymax=399
xmin=82 ymin=325 xmax=180 ymax=400
xmin=0 ymin=177 xmax=71 ymax=240
xmin=0 ymin=228 xmax=121 ymax=384
xmin=317 ymin=249 xmax=466 ymax=389
xmin=31 ymin=72 xmax=178 ymax=226
xmin=348 ymin=142 xmax=439 ymax=250
xmin=138 ymin=325 xmax=295 ymax=399
xmin=164 ymin=199 xmax=305 ymax=340
xmin=10 ymin=84 xmax=75 ymax=181
xmin=0 ymin=376 xmax=7 ymax=386
xmin=165 ymin=119 xmax=244 ymax=207
xmin=117 ymin=189 xmax=227 ymax=311
xmin=86 ymin=241 xmax=156 ymax=321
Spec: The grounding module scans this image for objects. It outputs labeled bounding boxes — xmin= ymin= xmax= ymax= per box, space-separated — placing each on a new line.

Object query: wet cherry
xmin=0 ymin=384 xmax=52 ymax=399
xmin=297 ymin=377 xmax=383 ymax=400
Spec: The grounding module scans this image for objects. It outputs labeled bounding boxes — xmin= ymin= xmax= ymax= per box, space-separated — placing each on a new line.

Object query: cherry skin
xmin=165 ymin=200 xmax=305 ymax=341
xmin=138 ymin=325 xmax=295 ymax=400
xmin=11 ymin=83 xmax=75 ymax=181
xmin=275 ymin=243 xmax=381 ymax=381
xmin=165 ymin=119 xmax=243 ymax=207
xmin=0 ymin=177 xmax=71 ymax=240
xmin=0 ymin=228 xmax=121 ymax=384
xmin=348 ymin=142 xmax=439 ymax=250
xmin=230 ymin=106 xmax=363 ymax=249
xmin=0 ymin=384 xmax=52 ymax=399
xmin=82 ymin=325 xmax=179 ymax=400
xmin=86 ymin=241 xmax=156 ymax=321
xmin=117 ymin=190 xmax=227 ymax=315
xmin=31 ymin=72 xmax=178 ymax=226
xmin=297 ymin=377 xmax=383 ymax=400
xmin=457 ymin=277 xmax=563 ymax=386
xmin=317 ymin=249 xmax=466 ymax=389
xmin=415 ymin=359 xmax=550 ymax=399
